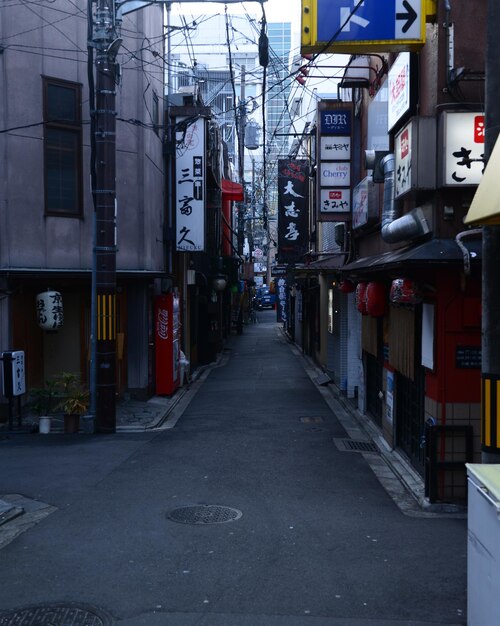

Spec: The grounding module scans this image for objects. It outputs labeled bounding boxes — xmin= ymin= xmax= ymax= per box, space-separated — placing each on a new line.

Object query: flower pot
xmin=64 ymin=413 xmax=80 ymax=434
xmin=39 ymin=416 xmax=51 ymax=434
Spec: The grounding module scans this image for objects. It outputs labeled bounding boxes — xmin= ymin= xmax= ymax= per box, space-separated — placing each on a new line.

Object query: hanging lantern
xmin=36 ymin=290 xmax=64 ymax=330
xmin=338 ymin=279 xmax=356 ymax=293
xmin=366 ymin=282 xmax=387 ymax=317
xmin=390 ymin=278 xmax=423 ymax=305
xmin=355 ymin=282 xmax=368 ymax=315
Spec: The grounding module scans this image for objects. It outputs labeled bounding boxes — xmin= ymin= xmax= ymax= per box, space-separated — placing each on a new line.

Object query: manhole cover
xmin=167 ymin=505 xmax=242 ymax=525
xmin=0 ymin=603 xmax=113 ymax=625
xmin=333 ymin=438 xmax=378 ymax=453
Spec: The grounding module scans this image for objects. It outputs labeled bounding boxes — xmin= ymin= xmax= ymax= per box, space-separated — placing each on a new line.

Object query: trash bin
xmin=466 ymin=463 xmax=500 ymax=626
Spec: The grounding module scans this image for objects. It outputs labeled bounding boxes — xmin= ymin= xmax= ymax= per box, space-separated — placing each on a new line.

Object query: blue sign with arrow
xmin=318 ymin=0 xmax=420 ymax=42
xmin=301 ymin=0 xmax=425 ymax=54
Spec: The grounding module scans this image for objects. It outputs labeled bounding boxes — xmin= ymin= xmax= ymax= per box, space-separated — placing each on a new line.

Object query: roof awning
xmin=333 ymin=238 xmax=482 ymax=275
xmin=221 ymin=178 xmax=244 ymax=202
xmin=465 ymin=134 xmax=500 ymax=225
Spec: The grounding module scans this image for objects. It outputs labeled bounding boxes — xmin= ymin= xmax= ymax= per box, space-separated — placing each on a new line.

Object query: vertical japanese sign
xmin=442 ymin=112 xmax=485 ymax=186
xmin=318 ymin=106 xmax=352 ymax=217
xmin=175 ymin=117 xmax=206 ymax=251
xmin=278 ymin=159 xmax=309 ymax=264
xmin=276 ymin=276 xmax=288 ymax=324
xmin=395 ymin=121 xmax=412 ymax=197
xmin=388 ymin=52 xmax=410 ymax=131
xmin=1 ymin=350 xmax=25 ymax=397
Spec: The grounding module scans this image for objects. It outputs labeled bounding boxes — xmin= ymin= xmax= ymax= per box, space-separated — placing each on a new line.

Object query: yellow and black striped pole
xmin=482 ymin=375 xmax=500 ymax=452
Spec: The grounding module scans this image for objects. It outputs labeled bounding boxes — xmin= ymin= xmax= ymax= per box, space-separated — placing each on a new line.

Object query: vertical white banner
xmin=175 ymin=117 xmax=206 ymax=252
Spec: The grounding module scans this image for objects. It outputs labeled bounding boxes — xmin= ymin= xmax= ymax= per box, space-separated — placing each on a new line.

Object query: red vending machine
xmin=155 ymin=293 xmax=180 ymax=395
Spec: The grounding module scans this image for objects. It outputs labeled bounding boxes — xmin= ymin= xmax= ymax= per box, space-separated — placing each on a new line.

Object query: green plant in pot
xmin=30 ymin=379 xmax=58 ymax=434
xmin=55 ymin=372 xmax=89 ymax=434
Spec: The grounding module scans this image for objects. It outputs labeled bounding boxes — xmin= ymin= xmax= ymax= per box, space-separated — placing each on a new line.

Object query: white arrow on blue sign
xmin=317 ymin=0 xmax=422 ymax=43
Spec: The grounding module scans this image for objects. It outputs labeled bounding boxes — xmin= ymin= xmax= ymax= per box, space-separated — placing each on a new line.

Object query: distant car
xmin=255 ymin=287 xmax=276 ymax=309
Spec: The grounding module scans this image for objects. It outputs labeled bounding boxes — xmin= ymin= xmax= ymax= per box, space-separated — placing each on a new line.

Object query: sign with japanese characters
xmin=1 ymin=351 xmax=25 ymax=397
xmin=320 ymin=136 xmax=351 ymax=160
xmin=442 ymin=111 xmax=485 ymax=186
xmin=278 ymin=159 xmax=309 ymax=264
xmin=388 ymin=52 xmax=411 ymax=131
xmin=352 ymin=177 xmax=369 ymax=229
xmin=320 ymin=162 xmax=350 ymax=187
xmin=36 ymin=290 xmax=64 ymax=330
xmin=320 ymin=189 xmax=350 ymax=213
xmin=276 ymin=276 xmax=288 ymax=324
xmin=395 ymin=121 xmax=412 ymax=197
xmin=175 ymin=117 xmax=206 ymax=251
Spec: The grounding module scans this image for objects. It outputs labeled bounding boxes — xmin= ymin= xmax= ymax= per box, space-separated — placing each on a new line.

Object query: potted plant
xmin=55 ymin=372 xmax=89 ymax=434
xmin=30 ymin=379 xmax=58 ymax=434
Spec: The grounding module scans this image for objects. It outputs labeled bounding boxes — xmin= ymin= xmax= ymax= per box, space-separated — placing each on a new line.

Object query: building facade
xmin=0 ymin=1 xmax=166 ymax=416
xmin=285 ymin=3 xmax=486 ymax=504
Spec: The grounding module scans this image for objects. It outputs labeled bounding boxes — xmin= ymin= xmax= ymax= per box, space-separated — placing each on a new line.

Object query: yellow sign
xmin=301 ymin=0 xmax=431 ymax=55
xmin=464 ymin=134 xmax=500 ymax=226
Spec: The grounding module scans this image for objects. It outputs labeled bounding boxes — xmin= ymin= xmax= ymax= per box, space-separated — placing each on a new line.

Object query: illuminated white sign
xmin=442 ymin=111 xmax=485 ymax=186
xmin=175 ymin=117 xmax=206 ymax=252
xmin=320 ymin=162 xmax=350 ymax=187
xmin=320 ymin=136 xmax=351 ymax=160
xmin=320 ymin=189 xmax=350 ymax=213
xmin=388 ymin=52 xmax=410 ymax=131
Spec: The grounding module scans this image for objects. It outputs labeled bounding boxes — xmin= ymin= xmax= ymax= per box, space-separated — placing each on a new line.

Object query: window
xmin=43 ymin=77 xmax=83 ymax=216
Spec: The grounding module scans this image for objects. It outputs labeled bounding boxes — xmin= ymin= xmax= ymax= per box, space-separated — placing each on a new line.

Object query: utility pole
xmin=482 ymin=0 xmax=500 ymax=462
xmin=237 ymin=65 xmax=246 ymax=257
xmin=92 ymin=0 xmax=120 ymax=433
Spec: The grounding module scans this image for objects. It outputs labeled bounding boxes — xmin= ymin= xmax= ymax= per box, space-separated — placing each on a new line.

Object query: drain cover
xmin=167 ymin=505 xmax=242 ymax=525
xmin=333 ymin=438 xmax=378 ymax=453
xmin=0 ymin=603 xmax=113 ymax=625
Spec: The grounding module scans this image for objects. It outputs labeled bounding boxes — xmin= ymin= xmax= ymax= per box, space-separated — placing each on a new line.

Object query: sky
xmin=171 ymin=0 xmax=302 ymax=32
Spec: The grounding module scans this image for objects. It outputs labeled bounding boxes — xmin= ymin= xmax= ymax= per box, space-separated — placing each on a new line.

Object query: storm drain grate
xmin=167 ymin=505 xmax=242 ymax=525
xmin=0 ymin=603 xmax=113 ymax=625
xmin=333 ymin=438 xmax=379 ymax=453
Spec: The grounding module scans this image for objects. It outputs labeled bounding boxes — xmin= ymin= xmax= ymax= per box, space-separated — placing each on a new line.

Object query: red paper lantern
xmin=366 ymin=282 xmax=387 ymax=317
xmin=338 ymin=279 xmax=356 ymax=293
xmin=390 ymin=278 xmax=423 ymax=305
xmin=355 ymin=282 xmax=368 ymax=315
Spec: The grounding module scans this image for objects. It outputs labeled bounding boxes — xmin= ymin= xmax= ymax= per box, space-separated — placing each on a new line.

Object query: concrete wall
xmin=0 ymin=3 xmax=165 ymax=274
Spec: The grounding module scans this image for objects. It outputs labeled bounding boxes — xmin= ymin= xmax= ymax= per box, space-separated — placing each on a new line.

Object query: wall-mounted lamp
xmin=212 ymin=276 xmax=227 ymax=292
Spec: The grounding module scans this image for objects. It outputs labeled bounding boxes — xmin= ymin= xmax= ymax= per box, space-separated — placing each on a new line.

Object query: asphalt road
xmin=0 ymin=310 xmax=467 ymax=625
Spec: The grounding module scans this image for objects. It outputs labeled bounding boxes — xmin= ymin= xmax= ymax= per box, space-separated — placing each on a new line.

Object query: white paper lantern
xmin=36 ymin=290 xmax=64 ymax=330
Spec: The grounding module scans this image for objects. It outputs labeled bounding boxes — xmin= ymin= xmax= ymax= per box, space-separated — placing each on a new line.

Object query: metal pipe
xmin=380 ymin=154 xmax=430 ymax=243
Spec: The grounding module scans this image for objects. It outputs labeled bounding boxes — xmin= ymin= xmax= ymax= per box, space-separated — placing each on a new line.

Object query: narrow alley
xmin=0 ymin=312 xmax=466 ymax=625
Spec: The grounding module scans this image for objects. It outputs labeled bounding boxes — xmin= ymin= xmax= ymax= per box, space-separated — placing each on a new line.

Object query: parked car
xmin=255 ymin=287 xmax=276 ymax=309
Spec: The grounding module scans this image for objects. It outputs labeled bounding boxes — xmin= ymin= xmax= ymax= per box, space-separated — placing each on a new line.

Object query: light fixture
xmin=212 ymin=276 xmax=227 ymax=292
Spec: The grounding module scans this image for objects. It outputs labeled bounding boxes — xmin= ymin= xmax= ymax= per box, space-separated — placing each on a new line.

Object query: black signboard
xmin=278 ymin=159 xmax=309 ymax=265
xmin=455 ymin=345 xmax=481 ymax=369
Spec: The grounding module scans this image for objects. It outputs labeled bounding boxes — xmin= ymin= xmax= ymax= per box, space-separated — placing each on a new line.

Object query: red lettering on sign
xmin=329 ymin=191 xmax=342 ymax=200
xmin=400 ymin=129 xmax=409 ymax=159
xmin=474 ymin=116 xmax=485 ymax=143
